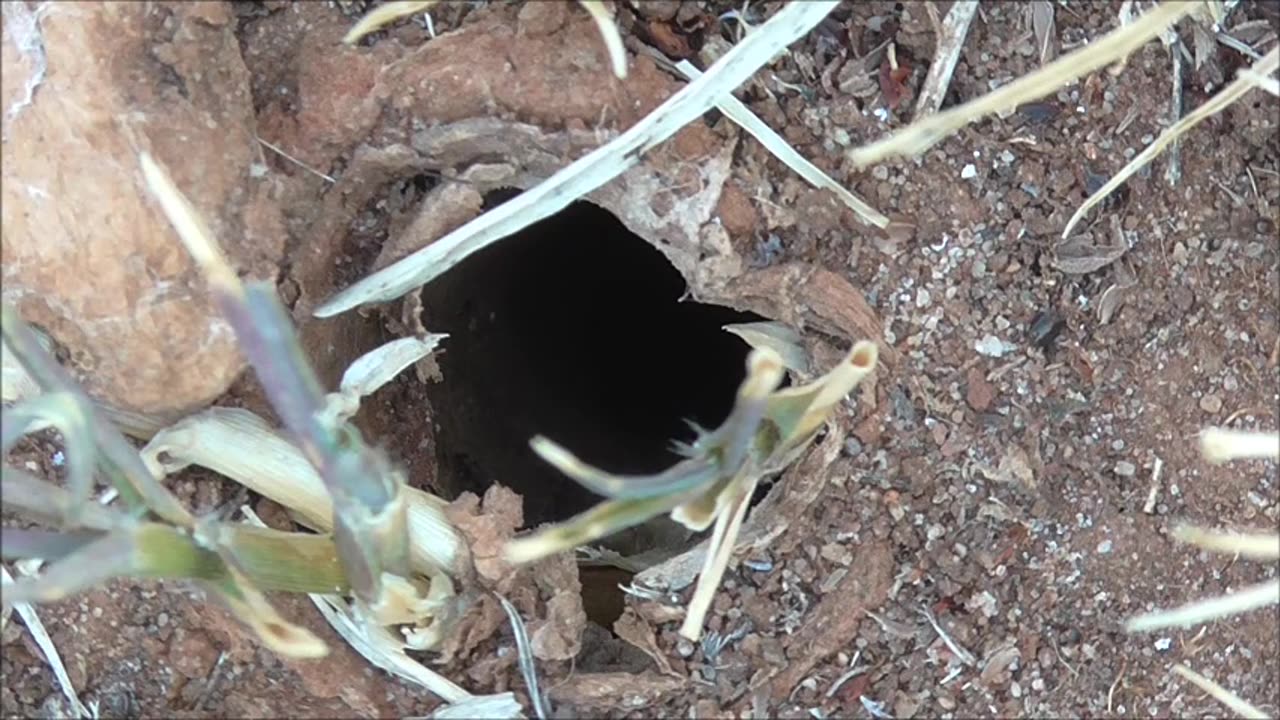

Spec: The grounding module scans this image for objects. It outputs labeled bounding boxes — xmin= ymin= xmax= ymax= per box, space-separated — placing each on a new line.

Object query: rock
xmin=975 ymin=334 xmax=1016 ymax=357
xmin=1199 ymin=393 xmax=1223 ymax=414
xmin=2 ymin=2 xmax=285 ymax=413
xmin=966 ymin=366 xmax=997 ymax=411
xmin=1114 ymin=460 xmax=1136 ymax=477
xmin=716 ymin=182 xmax=758 ymax=237
xmin=168 ymin=630 xmax=218 ymax=680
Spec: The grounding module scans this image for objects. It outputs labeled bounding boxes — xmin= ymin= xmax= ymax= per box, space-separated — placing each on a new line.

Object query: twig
xmin=913 ymin=0 xmax=980 ymax=118
xmin=673 ymin=60 xmax=888 ymax=229
xmin=916 ymin=605 xmax=976 ymax=666
xmin=1142 ymin=456 xmax=1163 ymax=514
xmin=1164 ymin=39 xmax=1184 ymax=187
xmin=1106 ymin=660 xmax=1127 ymax=714
xmin=1125 ymin=578 xmax=1279 ymax=631
xmin=1174 ymin=525 xmax=1279 ymax=560
xmin=1200 ymin=427 xmax=1280 ymax=464
xmin=192 ymin=651 xmax=227 ymax=713
xmin=256 ymin=137 xmax=336 ymax=184
xmin=315 ymin=1 xmax=842 ymax=317
xmin=0 ymin=566 xmax=93 ymax=719
xmin=1064 ymin=46 xmax=1280 ymax=237
xmin=850 ymin=2 xmax=1194 ymax=167
xmin=1173 ymin=664 xmax=1269 ymax=719
xmin=496 ymin=594 xmax=549 ymax=720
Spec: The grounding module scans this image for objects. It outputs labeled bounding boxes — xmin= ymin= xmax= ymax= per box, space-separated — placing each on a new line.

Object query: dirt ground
xmin=3 ymin=1 xmax=1279 ymax=718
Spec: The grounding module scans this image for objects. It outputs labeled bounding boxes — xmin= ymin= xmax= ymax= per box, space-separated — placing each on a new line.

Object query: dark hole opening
xmin=419 ymin=190 xmax=768 ymax=629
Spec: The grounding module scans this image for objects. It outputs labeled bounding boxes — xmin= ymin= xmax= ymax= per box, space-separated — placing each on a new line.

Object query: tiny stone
xmin=872 ymin=165 xmax=890 ymax=180
xmin=1114 ymin=461 xmax=1136 ymax=477
xmin=916 ymin=288 xmax=931 ymax=308
xmin=961 ymin=164 xmax=978 ymax=179
xmin=1111 ymin=439 xmax=1125 ymax=451
xmin=1222 ymin=374 xmax=1238 ymax=392
xmin=844 ymin=438 xmax=864 ymax=456
xmin=676 ymin=638 xmax=695 ymax=658
xmin=1096 ymin=539 xmax=1113 ymax=554
xmin=1199 ymin=394 xmax=1223 ymax=414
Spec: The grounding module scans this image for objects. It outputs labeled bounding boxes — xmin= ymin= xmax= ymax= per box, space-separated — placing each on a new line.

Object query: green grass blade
xmin=0 ymin=528 xmax=105 ymax=563
xmin=504 ymin=494 xmax=688 ymax=565
xmin=0 ymin=466 xmax=124 ymax=531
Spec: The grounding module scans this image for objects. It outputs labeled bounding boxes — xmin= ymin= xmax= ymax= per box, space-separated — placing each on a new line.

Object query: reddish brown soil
xmin=4 ymin=1 xmax=1278 ymax=719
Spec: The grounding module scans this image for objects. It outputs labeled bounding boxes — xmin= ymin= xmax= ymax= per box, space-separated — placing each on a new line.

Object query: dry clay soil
xmin=3 ymin=1 xmax=1279 ymax=718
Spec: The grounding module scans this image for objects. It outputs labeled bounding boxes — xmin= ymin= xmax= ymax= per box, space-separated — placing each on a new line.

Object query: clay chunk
xmin=1 ymin=1 xmax=284 ymax=413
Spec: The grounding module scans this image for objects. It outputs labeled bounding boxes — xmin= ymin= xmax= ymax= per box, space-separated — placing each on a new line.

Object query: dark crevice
xmin=420 ymin=191 xmax=767 ymax=530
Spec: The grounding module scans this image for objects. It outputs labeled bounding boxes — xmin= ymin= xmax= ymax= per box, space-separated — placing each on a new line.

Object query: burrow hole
xmin=420 ymin=190 xmax=768 ymax=629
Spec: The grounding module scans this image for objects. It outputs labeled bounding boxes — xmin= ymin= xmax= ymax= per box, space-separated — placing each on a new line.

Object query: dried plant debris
xmin=504 ymin=338 xmax=878 ymax=640
xmin=345 ymin=0 xmax=626 ymax=79
xmin=1030 ymin=0 xmax=1058 ymax=66
xmin=1 ymin=305 xmax=326 ymax=659
xmin=0 ymin=565 xmax=94 ymax=719
xmin=316 ymin=1 xmax=842 ymax=318
xmin=1172 ymin=664 xmax=1270 ymax=720
xmin=914 ymin=0 xmax=980 ymax=118
xmin=849 ymin=2 xmax=1195 ymax=167
xmin=673 ymin=59 xmax=888 ymax=229
xmin=1127 ymin=422 xmax=1278 ymax=717
xmin=1051 ymin=216 xmax=1130 ymax=274
xmin=1064 ymin=46 xmax=1279 ymax=237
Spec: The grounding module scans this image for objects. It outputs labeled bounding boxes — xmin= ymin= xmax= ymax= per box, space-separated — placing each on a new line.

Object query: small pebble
xmin=975 ymin=334 xmax=1016 ymax=357
xmin=1114 ymin=461 xmax=1136 ymax=477
xmin=961 ymin=164 xmax=978 ymax=179
xmin=1097 ymin=540 xmax=1113 ymax=554
xmin=844 ymin=438 xmax=863 ymax=456
xmin=1199 ymin=394 xmax=1223 ymax=414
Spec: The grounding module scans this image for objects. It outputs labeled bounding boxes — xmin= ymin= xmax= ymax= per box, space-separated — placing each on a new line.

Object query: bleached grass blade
xmin=1063 ymin=46 xmax=1280 ymax=237
xmin=141 ymin=407 xmax=462 ymax=575
xmin=849 ymin=2 xmax=1194 ymax=168
xmin=1200 ymin=427 xmax=1280 ymax=464
xmin=237 ymin=506 xmax=503 ymax=711
xmin=1174 ymin=525 xmax=1280 ymax=560
xmin=913 ymin=0 xmax=980 ymax=118
xmin=673 ymin=60 xmax=888 ymax=229
xmin=431 ymin=693 xmax=524 ymax=720
xmin=1 ymin=566 xmax=93 ymax=719
xmin=344 ymin=1 xmax=440 ymax=45
xmin=324 ymin=334 xmax=447 ymax=425
xmin=1173 ymin=664 xmax=1270 ymax=720
xmin=1125 ymin=578 xmax=1279 ymax=632
xmin=1 ymin=335 xmax=43 ymax=403
xmin=315 ymin=1 xmax=841 ymax=318
xmin=1238 ymin=67 xmax=1280 ymax=96
xmin=579 ymin=1 xmax=627 ymax=79
xmin=496 ymin=594 xmax=548 ymax=720
xmin=677 ymin=474 xmax=756 ymax=641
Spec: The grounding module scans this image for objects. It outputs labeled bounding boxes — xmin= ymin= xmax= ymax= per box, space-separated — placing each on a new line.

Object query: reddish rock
xmin=2 ymin=1 xmax=285 ymax=413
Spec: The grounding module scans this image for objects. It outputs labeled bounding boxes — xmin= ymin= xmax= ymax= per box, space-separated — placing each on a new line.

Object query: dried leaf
xmin=1096 ymin=283 xmax=1128 ymax=324
xmin=1031 ymin=1 xmax=1057 ymax=66
xmin=722 ymin=321 xmax=810 ymax=374
xmin=1050 ymin=231 xmax=1128 ymax=274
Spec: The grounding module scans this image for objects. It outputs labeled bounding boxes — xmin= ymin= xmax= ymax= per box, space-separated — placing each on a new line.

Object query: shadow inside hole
xmin=420 ymin=190 xmax=769 ymax=535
